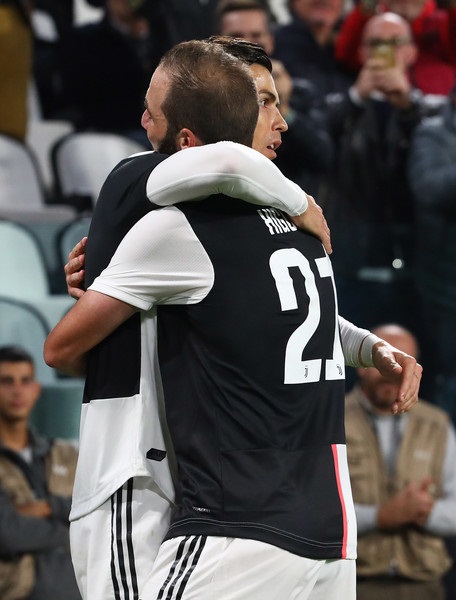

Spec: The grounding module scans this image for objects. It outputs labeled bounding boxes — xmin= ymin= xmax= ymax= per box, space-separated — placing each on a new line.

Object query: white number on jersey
xmin=269 ymin=248 xmax=345 ymax=384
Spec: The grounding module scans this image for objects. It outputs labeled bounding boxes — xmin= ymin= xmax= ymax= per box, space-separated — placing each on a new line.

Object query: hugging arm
xmin=44 ymin=290 xmax=136 ymax=376
xmin=146 ymin=142 xmax=331 ymax=253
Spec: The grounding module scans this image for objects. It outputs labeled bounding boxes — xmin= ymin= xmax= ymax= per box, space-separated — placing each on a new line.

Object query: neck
xmin=373 ymin=405 xmax=394 ymax=417
xmin=0 ymin=420 xmax=29 ymax=452
xmin=308 ymin=22 xmax=333 ymax=46
xmin=358 ymin=385 xmax=395 ymax=417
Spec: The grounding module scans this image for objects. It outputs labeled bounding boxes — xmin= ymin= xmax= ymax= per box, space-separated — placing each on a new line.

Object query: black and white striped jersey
xmin=71 ymin=143 xmax=309 ymax=520
xmin=90 ymin=197 xmax=357 ymax=560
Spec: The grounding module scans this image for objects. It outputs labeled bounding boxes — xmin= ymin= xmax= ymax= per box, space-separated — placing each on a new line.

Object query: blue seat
xmin=0 ymin=220 xmax=75 ymax=329
xmin=58 ymin=216 xmax=91 ymax=268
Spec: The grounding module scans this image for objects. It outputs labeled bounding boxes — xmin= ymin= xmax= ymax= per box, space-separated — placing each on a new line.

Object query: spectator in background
xmin=0 ymin=0 xmax=32 ymax=141
xmin=0 ymin=345 xmax=80 ymax=600
xmin=33 ymin=0 xmax=74 ymax=35
xmin=321 ymin=12 xmax=444 ymax=388
xmin=32 ymin=0 xmax=75 ymax=119
xmin=407 ymin=86 xmax=456 ymax=423
xmin=78 ymin=0 xmax=223 ymax=48
xmin=345 ymin=324 xmax=456 ymax=600
xmin=336 ymin=0 xmax=456 ymax=95
xmin=272 ymin=0 xmax=354 ymax=97
xmin=56 ymin=0 xmax=170 ymax=145
xmin=215 ymin=0 xmax=334 ymax=196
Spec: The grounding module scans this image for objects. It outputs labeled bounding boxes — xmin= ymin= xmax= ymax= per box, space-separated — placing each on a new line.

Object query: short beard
xmin=157 ymin=126 xmax=179 ymax=156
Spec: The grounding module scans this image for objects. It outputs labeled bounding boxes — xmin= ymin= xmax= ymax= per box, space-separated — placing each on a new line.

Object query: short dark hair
xmin=0 ymin=346 xmax=34 ymax=366
xmin=159 ymin=39 xmax=259 ymax=148
xmin=208 ymin=35 xmax=272 ymax=73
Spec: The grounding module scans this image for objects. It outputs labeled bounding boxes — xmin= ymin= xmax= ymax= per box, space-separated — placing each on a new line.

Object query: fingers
xmin=300 ymin=195 xmax=333 ymax=254
xmin=392 ymin=358 xmax=422 ymax=414
xmin=67 ymin=270 xmax=86 ymax=300
xmin=322 ymin=224 xmax=332 ymax=254
xmin=65 ymin=237 xmax=87 ymax=300
xmin=69 ymin=236 xmax=87 ymax=260
xmin=64 ymin=253 xmax=85 ymax=277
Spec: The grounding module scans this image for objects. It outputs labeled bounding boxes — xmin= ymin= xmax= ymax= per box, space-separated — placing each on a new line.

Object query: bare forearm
xmin=44 ymin=290 xmax=135 ymax=375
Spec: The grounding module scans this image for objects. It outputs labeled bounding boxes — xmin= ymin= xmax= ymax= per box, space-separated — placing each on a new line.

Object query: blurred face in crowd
xmin=141 ymin=61 xmax=288 ymax=160
xmin=357 ymin=325 xmax=418 ymax=414
xmin=383 ymin=0 xmax=426 ymax=22
xmin=290 ymin=0 xmax=344 ymax=36
xmin=360 ymin=13 xmax=416 ymax=69
xmin=219 ymin=8 xmax=275 ymax=55
xmin=0 ymin=361 xmax=40 ymax=424
xmin=107 ymin=0 xmax=149 ymax=34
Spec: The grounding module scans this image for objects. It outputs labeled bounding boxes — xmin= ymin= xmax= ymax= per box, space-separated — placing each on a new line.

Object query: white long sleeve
xmin=338 ymin=315 xmax=380 ymax=368
xmin=146 ymin=142 xmax=308 ymax=216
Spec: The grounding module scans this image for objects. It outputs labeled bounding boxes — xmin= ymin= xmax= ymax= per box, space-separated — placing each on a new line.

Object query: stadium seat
xmin=0 ymin=133 xmax=77 ymax=222
xmin=0 ymin=295 xmax=54 ymax=384
xmin=57 ymin=216 xmax=92 ymax=268
xmin=0 ymin=220 xmax=75 ymax=329
xmin=26 ymin=119 xmax=74 ymax=195
xmin=0 ymin=295 xmax=84 ymax=440
xmin=52 ymin=131 xmax=146 ymax=208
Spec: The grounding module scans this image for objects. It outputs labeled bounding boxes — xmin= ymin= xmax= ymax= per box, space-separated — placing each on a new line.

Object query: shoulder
xmin=50 ymin=439 xmax=79 ymax=465
xmin=345 ymin=387 xmax=366 ymax=416
xmin=411 ymin=399 xmax=450 ymax=427
xmin=94 ymin=151 xmax=168 ymax=211
xmin=416 ymin=114 xmax=445 ymax=130
xmin=129 ymin=205 xmax=186 ymax=233
xmin=109 ymin=150 xmax=168 ymax=181
xmin=417 ymin=92 xmax=448 ymax=118
xmin=112 ymin=205 xmax=204 ymax=263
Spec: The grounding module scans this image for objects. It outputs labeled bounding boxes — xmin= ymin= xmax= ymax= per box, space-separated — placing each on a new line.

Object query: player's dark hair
xmin=159 ymin=40 xmax=258 ymax=148
xmin=0 ymin=346 xmax=34 ymax=366
xmin=208 ymin=35 xmax=272 ymax=73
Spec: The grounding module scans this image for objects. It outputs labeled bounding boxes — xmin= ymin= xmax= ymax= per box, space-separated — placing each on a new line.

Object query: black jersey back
xmin=83 ymin=151 xmax=167 ymax=401
xmin=157 ymin=197 xmax=354 ymax=560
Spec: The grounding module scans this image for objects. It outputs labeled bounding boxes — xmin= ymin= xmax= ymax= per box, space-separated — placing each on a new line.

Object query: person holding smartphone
xmin=321 ymin=12 xmax=444 ymax=391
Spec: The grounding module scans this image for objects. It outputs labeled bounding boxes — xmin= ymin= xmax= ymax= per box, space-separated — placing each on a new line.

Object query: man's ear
xmin=176 ymin=128 xmax=203 ymax=149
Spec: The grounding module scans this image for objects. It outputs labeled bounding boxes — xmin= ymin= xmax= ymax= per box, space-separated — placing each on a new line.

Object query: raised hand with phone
xmin=352 ymin=12 xmax=418 ymax=110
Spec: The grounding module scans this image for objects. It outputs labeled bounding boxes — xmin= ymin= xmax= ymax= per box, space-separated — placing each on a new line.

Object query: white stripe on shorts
xmin=156 ymin=536 xmax=207 ymax=600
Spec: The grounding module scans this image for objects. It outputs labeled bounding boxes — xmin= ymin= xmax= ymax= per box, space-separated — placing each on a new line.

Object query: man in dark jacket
xmin=273 ymin=0 xmax=354 ymax=97
xmin=408 ymin=86 xmax=456 ymax=422
xmin=57 ymin=0 xmax=169 ymax=145
xmin=0 ymin=346 xmax=80 ymax=600
xmin=321 ymin=12 xmax=444 ymax=389
xmin=215 ymin=0 xmax=334 ymax=197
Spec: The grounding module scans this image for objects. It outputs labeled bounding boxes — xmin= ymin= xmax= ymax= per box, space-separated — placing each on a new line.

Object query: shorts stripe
xmin=126 ymin=481 xmax=139 ymax=597
xmin=110 ymin=479 xmax=140 ymax=599
xmin=175 ymin=536 xmax=206 ymax=599
xmin=157 ymin=536 xmax=207 ymax=600
xmin=331 ymin=444 xmax=348 ymax=559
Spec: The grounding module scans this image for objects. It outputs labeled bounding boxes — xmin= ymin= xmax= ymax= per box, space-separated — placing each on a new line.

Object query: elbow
xmin=44 ymin=336 xmax=77 ymax=374
xmin=43 ymin=337 xmax=61 ymax=370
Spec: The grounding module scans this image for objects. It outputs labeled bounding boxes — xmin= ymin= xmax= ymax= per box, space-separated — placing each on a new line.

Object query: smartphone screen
xmin=372 ymin=43 xmax=396 ymax=67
